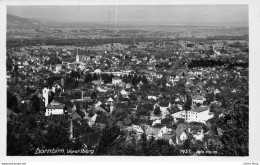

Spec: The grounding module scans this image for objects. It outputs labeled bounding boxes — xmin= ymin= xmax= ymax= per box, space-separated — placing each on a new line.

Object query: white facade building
xmin=112 ymin=78 xmax=122 ymax=85
xmin=186 ymin=106 xmax=214 ymax=124
xmin=45 ymin=102 xmax=64 ymax=116
xmin=172 ymin=110 xmax=186 ymax=121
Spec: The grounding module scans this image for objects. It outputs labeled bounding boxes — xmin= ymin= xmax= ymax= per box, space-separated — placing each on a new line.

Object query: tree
xmin=96 ymin=125 xmax=121 ymax=155
xmin=7 ymin=113 xmax=81 ymax=155
xmin=206 ymin=93 xmax=215 ymax=105
xmin=7 ymin=90 xmax=18 ymax=113
xmin=216 ymin=97 xmax=248 ymax=156
xmin=160 ymin=76 xmax=167 ymax=87
xmin=88 ymin=110 xmax=95 ymax=117
xmin=131 ymin=74 xmax=140 ymax=86
xmin=7 ymin=56 xmax=13 ymax=71
xmin=48 ymin=91 xmax=55 ymax=104
xmin=93 ymin=73 xmax=98 ymax=80
xmin=112 ymin=108 xmax=129 ymax=122
xmin=91 ymin=91 xmax=97 ymax=100
xmin=84 ymin=73 xmax=92 ymax=83
xmin=64 ymin=76 xmax=74 ymax=89
xmin=109 ymin=74 xmax=114 ymax=82
xmin=153 ymin=106 xmax=161 ymax=115
xmin=182 ymin=139 xmax=191 ymax=150
xmin=47 ymin=56 xmax=62 ymax=65
xmin=141 ymin=75 xmax=149 ymax=84
xmin=30 ymin=95 xmax=43 ymax=113
xmin=70 ymin=70 xmax=80 ymax=79
xmin=122 ymin=74 xmax=129 ymax=83
xmin=184 ymin=95 xmax=192 ymax=110
xmin=101 ymin=74 xmax=110 ymax=83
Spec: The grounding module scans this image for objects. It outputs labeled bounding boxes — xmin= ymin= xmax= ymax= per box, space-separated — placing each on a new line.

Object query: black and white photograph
xmin=1 ymin=0 xmax=260 ymax=164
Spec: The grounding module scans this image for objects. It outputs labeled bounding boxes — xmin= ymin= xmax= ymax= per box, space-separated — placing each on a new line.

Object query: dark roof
xmin=152 ymin=124 xmax=164 ymax=129
xmin=133 ymin=118 xmax=147 ymax=125
xmin=147 ymin=120 xmax=153 ymax=126
xmin=175 ymin=123 xmax=189 ymax=137
xmin=72 ymin=92 xmax=82 ymax=100
xmin=192 ymin=95 xmax=205 ymax=100
xmin=169 ymin=105 xmax=181 ymax=114
xmin=72 ymin=110 xmax=85 ymax=119
xmin=142 ymin=103 xmax=154 ymax=111
xmin=189 ymin=106 xmax=208 ymax=113
xmin=173 ymin=96 xmax=185 ymax=103
xmin=46 ymin=104 xmax=64 ymax=109
xmin=161 ymin=118 xmax=173 ymax=125
xmin=133 ymin=118 xmax=153 ymax=126
xmin=65 ymin=100 xmax=74 ymax=108
xmin=159 ymin=102 xmax=170 ymax=107
xmin=99 ymin=104 xmax=110 ymax=112
xmin=45 ymin=114 xmax=69 ymax=121
xmin=54 ymin=96 xmax=66 ymax=104
xmin=121 ymin=98 xmax=129 ymax=102
xmin=95 ymin=115 xmax=107 ymax=124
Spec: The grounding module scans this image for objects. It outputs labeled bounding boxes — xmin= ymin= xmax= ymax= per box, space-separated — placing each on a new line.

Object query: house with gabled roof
xmin=107 ymin=97 xmax=115 ymax=106
xmin=45 ymin=102 xmax=64 ymax=116
xmin=156 ymin=101 xmax=172 ymax=111
xmin=71 ymin=109 xmax=86 ymax=119
xmin=157 ymin=126 xmax=175 ymax=142
xmin=148 ymin=95 xmax=158 ymax=100
xmin=88 ymin=114 xmax=98 ymax=127
xmin=175 ymin=124 xmax=193 ymax=144
xmin=171 ymin=105 xmax=186 ymax=122
xmin=146 ymin=124 xmax=164 ymax=140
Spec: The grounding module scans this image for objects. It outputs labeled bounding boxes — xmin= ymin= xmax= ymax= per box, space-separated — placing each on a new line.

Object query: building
xmin=45 ymin=102 xmax=64 ymax=116
xmin=42 ymin=87 xmax=49 ymax=107
xmin=112 ymin=77 xmax=122 ymax=85
xmin=175 ymin=123 xmax=204 ymax=144
xmin=55 ymin=64 xmax=62 ymax=72
xmin=186 ymin=106 xmax=214 ymax=124
xmin=157 ymin=101 xmax=172 ymax=112
xmin=192 ymin=95 xmax=206 ymax=108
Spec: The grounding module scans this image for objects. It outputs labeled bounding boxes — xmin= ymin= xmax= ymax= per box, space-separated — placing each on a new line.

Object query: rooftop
xmin=189 ymin=106 xmax=208 ymax=113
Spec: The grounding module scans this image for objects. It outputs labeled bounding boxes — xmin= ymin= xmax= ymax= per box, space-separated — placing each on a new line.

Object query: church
xmin=74 ymin=49 xmax=90 ymax=64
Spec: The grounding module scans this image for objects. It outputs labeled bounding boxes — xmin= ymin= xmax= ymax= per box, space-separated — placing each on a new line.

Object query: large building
xmin=186 ymin=106 xmax=214 ymax=124
xmin=45 ymin=102 xmax=64 ymax=116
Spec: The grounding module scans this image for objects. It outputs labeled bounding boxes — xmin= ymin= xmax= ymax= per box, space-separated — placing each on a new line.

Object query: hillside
xmin=7 ymin=14 xmax=33 ymax=27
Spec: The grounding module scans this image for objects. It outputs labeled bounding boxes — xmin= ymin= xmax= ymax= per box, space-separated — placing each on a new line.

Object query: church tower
xmin=42 ymin=87 xmax=49 ymax=107
xmin=76 ymin=49 xmax=79 ymax=62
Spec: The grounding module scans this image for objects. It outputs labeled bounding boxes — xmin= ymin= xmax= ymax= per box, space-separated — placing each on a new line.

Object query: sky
xmin=7 ymin=5 xmax=248 ymax=26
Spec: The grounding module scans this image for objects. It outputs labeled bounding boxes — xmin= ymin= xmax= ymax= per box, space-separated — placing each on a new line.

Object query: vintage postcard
xmin=1 ymin=0 xmax=260 ymax=164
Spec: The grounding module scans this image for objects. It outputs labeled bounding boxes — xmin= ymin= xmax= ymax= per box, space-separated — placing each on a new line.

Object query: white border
xmin=1 ymin=0 xmax=260 ymax=163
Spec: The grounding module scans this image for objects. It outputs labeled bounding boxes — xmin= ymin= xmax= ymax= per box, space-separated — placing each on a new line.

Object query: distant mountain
xmin=7 ymin=14 xmax=33 ymax=26
xmin=7 ymin=14 xmax=63 ymax=29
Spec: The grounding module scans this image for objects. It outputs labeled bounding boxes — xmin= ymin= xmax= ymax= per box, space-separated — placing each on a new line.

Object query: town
xmin=6 ymin=12 xmax=249 ymax=156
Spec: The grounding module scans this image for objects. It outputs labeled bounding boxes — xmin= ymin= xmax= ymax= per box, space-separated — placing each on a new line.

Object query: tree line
xmin=187 ymin=59 xmax=248 ymax=68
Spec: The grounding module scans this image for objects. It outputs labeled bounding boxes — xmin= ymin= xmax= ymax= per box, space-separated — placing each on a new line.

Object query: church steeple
xmin=76 ymin=49 xmax=79 ymax=62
